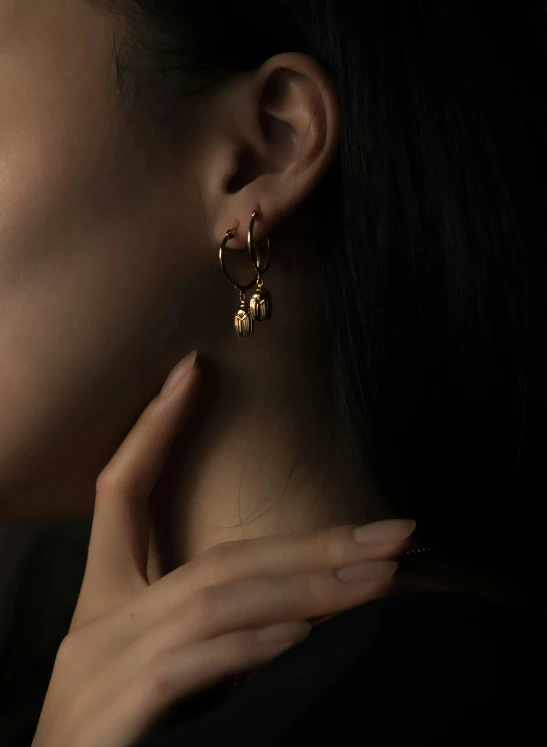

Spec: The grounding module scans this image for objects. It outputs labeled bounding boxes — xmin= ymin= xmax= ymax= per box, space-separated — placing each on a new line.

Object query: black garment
xmin=133 ymin=591 xmax=542 ymax=747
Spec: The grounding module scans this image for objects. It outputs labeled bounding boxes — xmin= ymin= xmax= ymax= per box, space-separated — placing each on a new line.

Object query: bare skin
xmin=30 ymin=355 xmax=414 ymax=747
xmin=0 ymin=1 xmax=372 ymax=577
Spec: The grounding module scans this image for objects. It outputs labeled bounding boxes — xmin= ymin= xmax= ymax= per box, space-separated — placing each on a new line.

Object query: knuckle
xmin=143 ymin=651 xmax=177 ymax=700
xmin=56 ymin=628 xmax=91 ymax=665
xmin=95 ymin=468 xmax=125 ymax=497
xmin=201 ymin=542 xmax=237 ymax=582
xmin=56 ymin=633 xmax=79 ymax=665
xmin=150 ymin=397 xmax=171 ymax=420
xmin=310 ymin=530 xmax=339 ymax=565
xmin=296 ymin=573 xmax=328 ymax=608
xmin=95 ymin=469 xmax=116 ymax=494
xmin=189 ymin=586 xmax=219 ymax=622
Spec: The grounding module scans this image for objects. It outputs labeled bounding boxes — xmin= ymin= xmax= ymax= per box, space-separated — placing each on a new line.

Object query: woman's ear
xmin=199 ymin=52 xmax=340 ymax=250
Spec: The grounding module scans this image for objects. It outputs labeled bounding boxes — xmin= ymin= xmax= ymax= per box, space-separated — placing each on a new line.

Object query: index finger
xmin=74 ymin=352 xmax=200 ymax=621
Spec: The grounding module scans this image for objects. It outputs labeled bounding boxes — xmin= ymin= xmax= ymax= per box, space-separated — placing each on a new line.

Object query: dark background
xmin=0 ymin=519 xmax=92 ymax=746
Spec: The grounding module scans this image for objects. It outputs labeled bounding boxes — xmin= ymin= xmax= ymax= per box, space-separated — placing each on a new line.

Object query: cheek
xmin=0 ymin=152 xmax=168 ymax=518
xmin=0 ymin=22 xmax=170 ymax=520
xmin=0 ymin=18 xmax=121 ymax=279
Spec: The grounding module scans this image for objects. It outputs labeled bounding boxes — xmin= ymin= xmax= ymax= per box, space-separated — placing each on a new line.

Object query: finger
xmin=148 ymin=560 xmax=397 ymax=649
xmin=144 ymin=623 xmax=311 ymax=701
xmin=103 ymin=561 xmax=393 ymax=720
xmin=77 ymin=352 xmax=200 ymax=615
xmin=142 ymin=520 xmax=415 ymax=617
xmin=102 ymin=624 xmax=310 ymax=747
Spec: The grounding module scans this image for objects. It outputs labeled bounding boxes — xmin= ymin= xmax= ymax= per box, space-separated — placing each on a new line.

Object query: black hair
xmin=90 ymin=0 xmax=547 ymax=592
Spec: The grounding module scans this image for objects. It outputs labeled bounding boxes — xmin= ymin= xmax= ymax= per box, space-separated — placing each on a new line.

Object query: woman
xmin=1 ymin=1 xmax=544 ymax=745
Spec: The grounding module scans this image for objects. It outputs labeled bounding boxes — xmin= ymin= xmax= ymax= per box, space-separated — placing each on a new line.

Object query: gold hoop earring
xmin=219 ymin=227 xmax=257 ymax=337
xmin=247 ymin=210 xmax=272 ymax=322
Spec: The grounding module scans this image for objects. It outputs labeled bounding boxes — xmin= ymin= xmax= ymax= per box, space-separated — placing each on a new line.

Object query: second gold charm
xmin=247 ymin=210 xmax=272 ymax=322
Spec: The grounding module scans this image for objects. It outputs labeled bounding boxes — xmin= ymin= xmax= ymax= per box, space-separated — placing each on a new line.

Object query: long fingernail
xmin=160 ymin=350 xmax=197 ymax=399
xmin=353 ymin=519 xmax=416 ymax=545
xmin=336 ymin=560 xmax=398 ymax=582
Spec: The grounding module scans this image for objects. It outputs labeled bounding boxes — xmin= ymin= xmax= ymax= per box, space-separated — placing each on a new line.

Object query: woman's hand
xmin=31 ymin=351 xmax=415 ymax=747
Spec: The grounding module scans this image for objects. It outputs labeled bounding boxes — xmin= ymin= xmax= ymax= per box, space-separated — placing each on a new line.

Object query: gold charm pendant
xmin=219 ymin=227 xmax=257 ymax=339
xmin=249 ymin=278 xmax=272 ymax=321
xmin=219 ymin=211 xmax=273 ymax=338
xmin=247 ymin=211 xmax=272 ymax=322
xmin=234 ymin=291 xmax=254 ymax=337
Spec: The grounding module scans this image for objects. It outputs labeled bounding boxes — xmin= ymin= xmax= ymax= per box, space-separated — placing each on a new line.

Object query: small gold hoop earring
xmin=219 ymin=227 xmax=257 ymax=338
xmin=247 ymin=210 xmax=272 ymax=322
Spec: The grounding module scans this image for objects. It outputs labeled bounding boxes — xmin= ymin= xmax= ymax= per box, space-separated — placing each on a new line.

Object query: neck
xmin=146 ymin=349 xmax=372 ymax=582
xmin=145 ymin=208 xmax=377 ymax=581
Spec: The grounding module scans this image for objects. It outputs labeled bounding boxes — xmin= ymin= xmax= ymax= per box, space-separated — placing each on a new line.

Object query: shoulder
xmin=137 ymin=591 xmax=542 ymax=746
xmin=285 ymin=591 xmax=542 ymax=744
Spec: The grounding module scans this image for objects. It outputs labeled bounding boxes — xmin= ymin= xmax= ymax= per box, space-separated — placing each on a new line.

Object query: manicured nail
xmin=335 ymin=560 xmax=398 ymax=583
xmin=257 ymin=621 xmax=312 ymax=643
xmin=160 ymin=350 xmax=197 ymax=399
xmin=353 ymin=519 xmax=416 ymax=545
